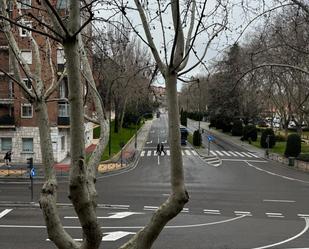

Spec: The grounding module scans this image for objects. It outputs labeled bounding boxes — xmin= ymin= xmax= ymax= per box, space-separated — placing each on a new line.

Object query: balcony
xmin=58 ymin=117 xmax=70 ymax=126
xmin=0 ymin=115 xmax=15 ymax=127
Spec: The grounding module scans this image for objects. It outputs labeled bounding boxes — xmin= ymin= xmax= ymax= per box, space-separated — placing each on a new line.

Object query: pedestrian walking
xmin=160 ymin=143 xmax=166 ymax=155
xmin=4 ymin=150 xmax=12 ymax=166
xmin=156 ymin=143 xmax=161 ymax=155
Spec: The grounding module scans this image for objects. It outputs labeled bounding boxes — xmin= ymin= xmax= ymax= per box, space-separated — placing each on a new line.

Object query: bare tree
xmin=0 ymin=1 xmax=109 ymax=248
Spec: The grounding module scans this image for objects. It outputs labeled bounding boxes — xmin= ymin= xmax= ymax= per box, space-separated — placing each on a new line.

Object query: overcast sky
xmin=95 ymin=0 xmax=278 ymax=89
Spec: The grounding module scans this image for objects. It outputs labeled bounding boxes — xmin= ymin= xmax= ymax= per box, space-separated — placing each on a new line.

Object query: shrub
xmin=231 ymin=120 xmax=243 ymax=136
xmin=284 ymin=134 xmax=301 ymax=157
xmin=260 ymin=128 xmax=276 ymax=148
xmin=275 ymin=134 xmax=287 ymax=142
xmin=243 ymin=125 xmax=258 ymax=142
xmin=180 ymin=111 xmax=187 ymax=127
xmin=193 ymin=130 xmax=202 ymax=146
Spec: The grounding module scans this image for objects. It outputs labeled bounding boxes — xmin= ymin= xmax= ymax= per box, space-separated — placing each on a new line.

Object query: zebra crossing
xmin=209 ymin=150 xmax=259 ymax=158
xmin=140 ymin=149 xmax=198 ymax=157
xmin=140 ymin=149 xmax=259 ymax=159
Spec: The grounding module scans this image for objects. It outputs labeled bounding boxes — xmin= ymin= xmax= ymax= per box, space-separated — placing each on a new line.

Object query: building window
xmin=58 ymin=103 xmax=69 ymax=117
xmin=19 ymin=21 xmax=32 ymax=37
xmin=22 ymin=138 xmax=33 ymax=152
xmin=59 ymin=79 xmax=68 ymax=99
xmin=21 ymin=51 xmax=32 ymax=64
xmin=19 ymin=0 xmax=31 ymax=9
xmin=21 ymin=103 xmax=33 ymax=118
xmin=23 ymin=78 xmax=32 ymax=90
xmin=61 ymin=136 xmax=65 ymax=151
xmin=0 ymin=138 xmax=12 ymax=152
xmin=56 ymin=0 xmax=69 ymax=9
xmin=57 ymin=49 xmax=66 ymax=64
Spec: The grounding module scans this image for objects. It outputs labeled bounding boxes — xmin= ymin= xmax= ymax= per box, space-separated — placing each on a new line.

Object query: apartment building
xmin=0 ymin=0 xmax=94 ymax=164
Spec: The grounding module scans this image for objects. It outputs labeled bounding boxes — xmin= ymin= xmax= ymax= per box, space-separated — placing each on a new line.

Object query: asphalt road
xmin=1 ymin=113 xmax=309 ymax=248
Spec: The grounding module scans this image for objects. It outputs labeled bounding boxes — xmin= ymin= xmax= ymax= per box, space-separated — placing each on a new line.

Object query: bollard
xmin=288 ymin=157 xmax=295 ymax=167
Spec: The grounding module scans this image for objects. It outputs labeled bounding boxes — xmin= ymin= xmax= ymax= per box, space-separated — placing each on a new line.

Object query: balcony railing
xmin=0 ymin=115 xmax=15 ymax=126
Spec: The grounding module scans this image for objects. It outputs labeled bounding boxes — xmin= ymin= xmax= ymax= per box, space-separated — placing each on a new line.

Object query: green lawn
xmin=93 ymin=121 xmax=142 ymax=161
xmin=251 ymin=136 xmax=309 ymax=155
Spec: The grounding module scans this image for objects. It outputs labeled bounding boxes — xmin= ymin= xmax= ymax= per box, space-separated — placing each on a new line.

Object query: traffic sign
xmin=207 ymin=135 xmax=214 ymax=142
xmin=30 ymin=168 xmax=36 ymax=177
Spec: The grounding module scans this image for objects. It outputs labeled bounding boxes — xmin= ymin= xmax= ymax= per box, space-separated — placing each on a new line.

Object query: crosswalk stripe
xmin=140 ymin=151 xmax=145 ymax=157
xmin=181 ymin=151 xmax=184 ymax=156
xmin=147 ymin=151 xmax=152 ymax=156
xmin=247 ymin=152 xmax=259 ymax=158
xmin=210 ymin=151 xmax=217 ymax=156
xmin=234 ymin=151 xmax=245 ymax=157
xmin=241 ymin=152 xmax=252 ymax=158
xmin=215 ymin=150 xmax=224 ymax=156
xmin=228 ymin=151 xmax=238 ymax=156
xmin=166 ymin=150 xmax=170 ymax=156
xmin=0 ymin=209 xmax=12 ymax=219
xmin=191 ymin=150 xmax=198 ymax=156
xmin=222 ymin=151 xmax=231 ymax=156
xmin=184 ymin=150 xmax=191 ymax=156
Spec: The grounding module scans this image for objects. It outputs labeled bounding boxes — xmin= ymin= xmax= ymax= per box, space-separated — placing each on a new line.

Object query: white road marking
xmin=181 ymin=151 xmax=184 ymax=156
xmin=252 ymin=217 xmax=309 ymax=249
xmin=245 ymin=161 xmax=309 ymax=184
xmin=210 ymin=150 xmax=217 ymax=156
xmin=184 ymin=150 xmax=191 ymax=156
xmin=140 ymin=151 xmax=145 ymax=157
xmin=228 ymin=151 xmax=238 ymax=156
xmin=215 ymin=150 xmax=224 ymax=156
xmin=102 ymin=231 xmax=136 ymax=241
xmin=242 ymin=152 xmax=253 ymax=158
xmin=298 ymin=214 xmax=309 ymax=217
xmin=263 ymin=199 xmax=295 ymax=203
xmin=147 ymin=151 xmax=151 ymax=156
xmin=266 ymin=212 xmax=284 ymax=218
xmin=181 ymin=208 xmax=189 ymax=213
xmin=157 ymin=154 xmax=160 ymax=165
xmin=146 ymin=140 xmax=152 ymax=144
xmin=1 ymin=215 xmax=248 ymax=230
xmin=191 ymin=150 xmax=198 ymax=156
xmin=65 ymin=212 xmax=144 ymax=219
xmin=204 ymin=209 xmax=221 ymax=215
xmin=221 ymin=159 xmax=267 ymax=163
xmin=234 ymin=151 xmax=245 ymax=157
xmin=47 ymin=231 xmax=136 ymax=242
xmin=166 ymin=150 xmax=170 ymax=156
xmin=0 ymin=209 xmax=12 ymax=219
xmin=247 ymin=152 xmax=259 ymax=158
xmin=234 ymin=211 xmax=252 ymax=216
xmin=144 ymin=206 xmax=158 ymax=211
xmin=222 ymin=151 xmax=231 ymax=156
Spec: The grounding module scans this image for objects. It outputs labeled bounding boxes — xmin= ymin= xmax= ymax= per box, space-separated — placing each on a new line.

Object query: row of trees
xmin=180 ymin=3 xmax=309 ymax=136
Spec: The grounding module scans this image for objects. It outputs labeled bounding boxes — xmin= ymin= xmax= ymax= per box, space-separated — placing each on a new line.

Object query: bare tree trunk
xmin=119 ymin=72 xmax=189 ymax=249
xmin=64 ymin=37 xmax=102 ymax=248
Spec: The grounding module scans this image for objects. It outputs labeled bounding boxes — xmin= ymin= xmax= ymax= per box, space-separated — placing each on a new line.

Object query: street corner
xmin=98 ymin=162 xmax=127 ymax=174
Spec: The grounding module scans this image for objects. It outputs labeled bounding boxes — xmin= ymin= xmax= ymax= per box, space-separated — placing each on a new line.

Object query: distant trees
xmin=93 ymin=21 xmax=156 ymax=132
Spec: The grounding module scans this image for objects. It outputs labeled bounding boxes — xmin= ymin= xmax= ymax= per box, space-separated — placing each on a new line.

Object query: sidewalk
xmin=97 ymin=119 xmax=152 ymax=174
